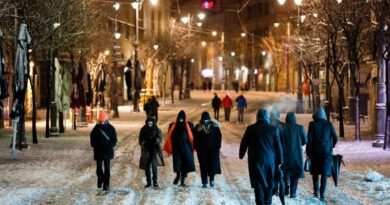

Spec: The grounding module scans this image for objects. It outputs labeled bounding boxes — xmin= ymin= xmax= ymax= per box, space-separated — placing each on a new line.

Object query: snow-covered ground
xmin=0 ymin=91 xmax=389 ymax=205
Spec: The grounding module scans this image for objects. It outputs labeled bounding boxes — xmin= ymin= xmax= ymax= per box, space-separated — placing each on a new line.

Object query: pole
xmin=296 ymin=5 xmax=304 ymax=113
xmin=251 ymin=34 xmax=255 ymax=90
xmin=133 ymin=0 xmax=141 ymax=112
xmin=286 ymin=22 xmax=290 ymax=93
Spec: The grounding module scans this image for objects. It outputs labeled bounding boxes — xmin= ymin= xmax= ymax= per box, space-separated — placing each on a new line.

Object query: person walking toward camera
xmin=90 ymin=111 xmax=117 ymax=193
xmin=139 ymin=117 xmax=164 ymax=188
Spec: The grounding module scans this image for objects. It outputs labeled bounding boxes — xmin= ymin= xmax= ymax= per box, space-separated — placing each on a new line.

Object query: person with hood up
xmin=194 ymin=112 xmax=222 ymax=188
xmin=235 ymin=93 xmax=247 ymax=123
xmin=90 ymin=111 xmax=117 ymax=192
xmin=163 ymin=110 xmax=196 ymax=186
xmin=222 ymin=93 xmax=233 ymax=121
xmin=270 ymin=105 xmax=285 ymax=196
xmin=211 ymin=93 xmax=222 ymax=120
xmin=281 ymin=112 xmax=307 ymax=198
xmin=306 ymin=107 xmax=338 ymax=202
xmin=239 ymin=109 xmax=283 ymax=205
xmin=139 ymin=117 xmax=164 ymax=188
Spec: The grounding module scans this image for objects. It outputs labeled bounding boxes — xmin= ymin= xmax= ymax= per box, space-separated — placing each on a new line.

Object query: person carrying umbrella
xmin=194 ymin=112 xmax=222 ymax=188
xmin=281 ymin=112 xmax=307 ymax=198
xmin=306 ymin=107 xmax=338 ymax=202
xmin=163 ymin=110 xmax=196 ymax=186
xmin=239 ymin=109 xmax=283 ymax=205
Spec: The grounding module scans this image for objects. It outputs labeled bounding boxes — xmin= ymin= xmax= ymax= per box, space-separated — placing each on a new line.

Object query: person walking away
xmin=194 ymin=112 xmax=222 ymax=188
xmin=139 ymin=117 xmax=164 ymax=188
xmin=149 ymin=95 xmax=160 ymax=121
xmin=90 ymin=111 xmax=117 ymax=193
xmin=281 ymin=112 xmax=307 ymax=198
xmin=235 ymin=93 xmax=247 ymax=123
xmin=202 ymin=81 xmax=207 ymax=92
xmin=306 ymin=107 xmax=338 ymax=202
xmin=207 ymin=80 xmax=212 ymax=92
xmin=143 ymin=98 xmax=151 ymax=118
xmin=270 ymin=105 xmax=285 ymax=196
xmin=163 ymin=110 xmax=196 ymax=186
xmin=239 ymin=109 xmax=283 ymax=205
xmin=222 ymin=93 xmax=233 ymax=121
xmin=211 ymin=93 xmax=222 ymax=120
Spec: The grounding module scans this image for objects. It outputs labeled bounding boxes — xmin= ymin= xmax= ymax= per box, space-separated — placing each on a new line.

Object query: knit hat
xmin=98 ymin=111 xmax=108 ymax=122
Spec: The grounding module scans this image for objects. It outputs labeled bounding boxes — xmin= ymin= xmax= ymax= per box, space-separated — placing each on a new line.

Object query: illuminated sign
xmin=202 ymin=0 xmax=214 ymax=9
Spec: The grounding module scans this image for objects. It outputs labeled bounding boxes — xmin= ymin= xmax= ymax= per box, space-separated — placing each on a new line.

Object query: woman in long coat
xmin=139 ymin=117 xmax=164 ymax=188
xmin=163 ymin=110 xmax=195 ymax=186
xmin=281 ymin=112 xmax=307 ymax=198
xmin=306 ymin=107 xmax=338 ymax=201
xmin=194 ymin=112 xmax=222 ymax=188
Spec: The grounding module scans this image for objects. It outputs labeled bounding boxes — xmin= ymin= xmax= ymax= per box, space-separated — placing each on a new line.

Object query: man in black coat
xmin=239 ymin=109 xmax=283 ymax=205
xmin=149 ymin=96 xmax=160 ymax=121
xmin=270 ymin=105 xmax=285 ymax=196
xmin=90 ymin=111 xmax=117 ymax=192
xmin=306 ymin=107 xmax=338 ymax=201
xmin=194 ymin=112 xmax=222 ymax=188
xmin=139 ymin=117 xmax=164 ymax=188
xmin=211 ymin=93 xmax=222 ymax=120
xmin=281 ymin=112 xmax=307 ymax=198
xmin=164 ymin=110 xmax=196 ymax=186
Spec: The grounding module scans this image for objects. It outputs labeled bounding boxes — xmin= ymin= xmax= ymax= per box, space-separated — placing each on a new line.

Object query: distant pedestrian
xmin=207 ymin=80 xmax=212 ymax=92
xmin=194 ymin=112 xmax=222 ymax=188
xmin=211 ymin=93 xmax=222 ymax=120
xmin=139 ymin=117 xmax=164 ymax=188
xmin=239 ymin=109 xmax=283 ymax=205
xmin=149 ymin=96 xmax=160 ymax=121
xmin=281 ymin=112 xmax=307 ymax=198
xmin=235 ymin=93 xmax=247 ymax=123
xmin=222 ymin=93 xmax=233 ymax=121
xmin=306 ymin=107 xmax=338 ymax=202
xmin=163 ymin=110 xmax=196 ymax=186
xmin=143 ymin=98 xmax=151 ymax=118
xmin=270 ymin=105 xmax=285 ymax=196
xmin=233 ymin=80 xmax=239 ymax=93
xmin=203 ymin=81 xmax=207 ymax=92
xmin=90 ymin=111 xmax=117 ymax=193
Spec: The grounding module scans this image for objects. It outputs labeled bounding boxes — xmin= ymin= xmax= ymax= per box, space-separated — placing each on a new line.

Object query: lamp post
xmin=295 ymin=0 xmax=304 ymax=113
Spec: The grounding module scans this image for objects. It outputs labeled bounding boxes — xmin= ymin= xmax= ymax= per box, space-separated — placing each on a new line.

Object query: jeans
xmin=145 ymin=155 xmax=158 ymax=185
xmin=254 ymin=182 xmax=273 ymax=205
xmin=96 ymin=159 xmax=110 ymax=189
xmin=224 ymin=108 xmax=231 ymax=121
xmin=237 ymin=107 xmax=245 ymax=122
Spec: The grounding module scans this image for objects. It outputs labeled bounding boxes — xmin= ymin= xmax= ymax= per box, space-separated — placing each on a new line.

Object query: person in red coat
xmin=222 ymin=93 xmax=233 ymax=121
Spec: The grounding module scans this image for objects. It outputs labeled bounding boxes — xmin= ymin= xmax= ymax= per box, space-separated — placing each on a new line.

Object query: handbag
xmin=304 ymin=157 xmax=311 ymax=172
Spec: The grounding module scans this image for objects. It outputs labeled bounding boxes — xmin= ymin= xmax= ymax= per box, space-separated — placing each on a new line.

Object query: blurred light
xmin=153 ymin=44 xmax=159 ymax=50
xmin=197 ymin=22 xmax=202 ymax=27
xmin=313 ymin=13 xmax=318 ymax=18
xmin=181 ymin=16 xmax=189 ymax=24
xmin=202 ymin=68 xmax=214 ymax=78
xmin=230 ymin=51 xmax=236 ymax=57
xmin=104 ymin=49 xmax=110 ymax=56
xmin=201 ymin=41 xmax=207 ymax=47
xmin=191 ymin=58 xmax=195 ymax=63
xmin=114 ymin=32 xmax=121 ymax=39
xmin=113 ymin=2 xmax=120 ymax=10
xmin=197 ymin=13 xmax=206 ymax=20
xmin=385 ymin=25 xmax=389 ymax=31
xmin=261 ymin=51 xmax=267 ymax=56
xmin=337 ymin=0 xmax=342 ymax=3
xmin=150 ymin=0 xmax=158 ymax=6
xmin=294 ymin=0 xmax=302 ymax=6
xmin=218 ymin=56 xmax=223 ymax=61
xmin=53 ymin=22 xmax=60 ymax=29
xmin=212 ymin=31 xmax=217 ymax=36
xmin=131 ymin=1 xmax=139 ymax=9
xmin=28 ymin=49 xmax=33 ymax=53
xmin=29 ymin=61 xmax=35 ymax=68
xmin=241 ymin=32 xmax=246 ymax=37
xmin=274 ymin=23 xmax=280 ymax=27
xmin=254 ymin=69 xmax=258 ymax=75
xmin=277 ymin=0 xmax=286 ymax=5
xmin=300 ymin=15 xmax=306 ymax=23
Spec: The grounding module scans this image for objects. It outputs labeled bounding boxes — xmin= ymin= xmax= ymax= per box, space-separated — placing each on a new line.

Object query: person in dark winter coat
xmin=239 ymin=109 xmax=283 ymax=205
xmin=194 ymin=112 xmax=222 ymax=188
xmin=90 ymin=111 xmax=117 ymax=192
xmin=235 ymin=93 xmax=247 ymax=123
xmin=149 ymin=96 xmax=160 ymax=121
xmin=211 ymin=93 xmax=222 ymax=120
xmin=222 ymin=93 xmax=233 ymax=121
xmin=281 ymin=112 xmax=308 ymax=198
xmin=139 ymin=117 xmax=164 ymax=188
xmin=143 ymin=98 xmax=152 ymax=118
xmin=270 ymin=105 xmax=285 ymax=196
xmin=306 ymin=107 xmax=338 ymax=201
xmin=163 ymin=110 xmax=196 ymax=186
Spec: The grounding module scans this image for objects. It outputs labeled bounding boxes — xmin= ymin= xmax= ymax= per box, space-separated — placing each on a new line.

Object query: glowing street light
xmin=294 ymin=0 xmax=302 ymax=6
xmin=300 ymin=15 xmax=306 ymax=23
xmin=113 ymin=2 xmax=120 ymax=10
xmin=191 ymin=58 xmax=195 ymax=63
xmin=153 ymin=44 xmax=159 ymax=50
xmin=201 ymin=41 xmax=207 ymax=47
xmin=337 ymin=0 xmax=342 ymax=3
xmin=277 ymin=0 xmax=287 ymax=5
xmin=261 ymin=51 xmax=267 ymax=56
xmin=313 ymin=13 xmax=318 ymax=18
xmin=274 ymin=23 xmax=280 ymax=27
xmin=114 ymin=32 xmax=121 ymax=39
xmin=212 ymin=31 xmax=217 ymax=36
xmin=150 ymin=0 xmax=158 ymax=5
xmin=197 ymin=22 xmax=202 ymax=27
xmin=104 ymin=49 xmax=110 ymax=56
xmin=131 ymin=1 xmax=139 ymax=9
xmin=240 ymin=32 xmax=246 ymax=37
xmin=197 ymin=12 xmax=206 ymax=20
xmin=230 ymin=51 xmax=236 ymax=57
xmin=218 ymin=56 xmax=223 ymax=61
xmin=181 ymin=16 xmax=190 ymax=24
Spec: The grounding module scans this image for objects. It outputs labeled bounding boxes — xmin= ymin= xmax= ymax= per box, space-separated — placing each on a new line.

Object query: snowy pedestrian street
xmin=0 ymin=91 xmax=389 ymax=205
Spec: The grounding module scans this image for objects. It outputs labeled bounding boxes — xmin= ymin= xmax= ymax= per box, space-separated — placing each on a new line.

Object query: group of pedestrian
xmin=211 ymin=92 xmax=247 ymax=123
xmin=239 ymin=107 xmax=338 ymax=204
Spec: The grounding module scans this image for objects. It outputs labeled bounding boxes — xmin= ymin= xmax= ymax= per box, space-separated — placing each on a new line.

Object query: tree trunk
xmin=374 ymin=41 xmax=387 ymax=147
xmin=179 ymin=59 xmax=184 ymax=100
xmin=30 ymin=74 xmax=37 ymax=144
xmin=338 ymin=84 xmax=345 ymax=138
xmin=45 ymin=50 xmax=51 ymax=138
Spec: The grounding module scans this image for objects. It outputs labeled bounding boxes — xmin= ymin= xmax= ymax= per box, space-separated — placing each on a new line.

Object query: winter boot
xmin=202 ymin=184 xmax=207 ymax=188
xmin=180 ymin=177 xmax=186 ymax=187
xmin=173 ymin=174 xmax=180 ymax=185
xmin=209 ymin=180 xmax=215 ymax=188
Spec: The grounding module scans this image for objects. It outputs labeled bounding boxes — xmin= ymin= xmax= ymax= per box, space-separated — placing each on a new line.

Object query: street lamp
xmin=181 ymin=16 xmax=190 ymax=24
xmin=113 ymin=2 xmax=120 ymax=10
xmin=240 ymin=32 xmax=246 ymax=37
xmin=261 ymin=51 xmax=267 ymax=56
xmin=230 ymin=51 xmax=236 ymax=57
xmin=201 ymin=41 xmax=207 ymax=47
xmin=277 ymin=0 xmax=287 ymax=5
xmin=294 ymin=0 xmax=302 ymax=5
xmin=212 ymin=31 xmax=217 ymax=36
xmin=197 ymin=22 xmax=202 ymax=27
xmin=104 ymin=49 xmax=110 ymax=56
xmin=197 ymin=12 xmax=206 ymax=20
xmin=150 ymin=0 xmax=158 ymax=5
xmin=153 ymin=44 xmax=159 ymax=50
xmin=114 ymin=32 xmax=121 ymax=39
xmin=274 ymin=23 xmax=280 ymax=27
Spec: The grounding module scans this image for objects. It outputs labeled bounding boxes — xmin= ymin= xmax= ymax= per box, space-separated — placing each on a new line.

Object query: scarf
xmin=163 ymin=120 xmax=193 ymax=155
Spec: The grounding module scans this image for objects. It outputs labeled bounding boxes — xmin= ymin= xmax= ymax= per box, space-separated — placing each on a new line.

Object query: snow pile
xmin=365 ymin=170 xmax=384 ymax=182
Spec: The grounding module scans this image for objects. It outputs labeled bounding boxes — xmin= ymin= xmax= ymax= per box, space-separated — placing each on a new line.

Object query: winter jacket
xmin=139 ymin=117 xmax=164 ymax=170
xmin=211 ymin=96 xmax=222 ymax=110
xmin=90 ymin=122 xmax=117 ymax=161
xmin=281 ymin=112 xmax=307 ymax=178
xmin=194 ymin=112 xmax=222 ymax=175
xmin=235 ymin=95 xmax=247 ymax=109
xmin=239 ymin=109 xmax=283 ymax=189
xmin=306 ymin=107 xmax=338 ymax=176
xmin=222 ymin=95 xmax=233 ymax=109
